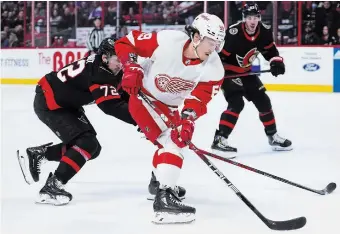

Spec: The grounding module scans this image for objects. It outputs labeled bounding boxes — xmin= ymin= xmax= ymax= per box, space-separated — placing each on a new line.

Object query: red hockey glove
xmin=171 ymin=109 xmax=196 ymax=148
xmin=121 ymin=63 xmax=144 ymax=95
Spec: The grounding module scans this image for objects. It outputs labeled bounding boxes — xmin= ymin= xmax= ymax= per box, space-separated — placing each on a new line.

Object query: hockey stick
xmin=224 ymin=69 xmax=271 ymax=79
xmin=191 ymin=146 xmax=336 ymax=196
xmin=138 ymin=91 xmax=306 ymax=231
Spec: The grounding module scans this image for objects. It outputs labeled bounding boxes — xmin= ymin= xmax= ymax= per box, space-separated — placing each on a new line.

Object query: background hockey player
xmin=17 ymin=38 xmax=136 ymax=206
xmin=115 ymin=13 xmax=225 ymax=224
xmin=211 ymin=3 xmax=292 ymax=157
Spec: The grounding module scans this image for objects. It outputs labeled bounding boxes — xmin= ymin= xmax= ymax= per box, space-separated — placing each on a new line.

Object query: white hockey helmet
xmin=191 ymin=13 xmax=226 ymax=52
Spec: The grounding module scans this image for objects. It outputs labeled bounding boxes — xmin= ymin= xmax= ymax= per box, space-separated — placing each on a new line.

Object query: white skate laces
xmin=37 ymin=157 xmax=47 ymax=174
xmin=161 ymin=185 xmax=185 ymax=206
xmin=173 ymin=186 xmax=181 ymax=195
xmin=217 ymin=135 xmax=230 ymax=148
xmin=55 ymin=178 xmax=65 ymax=190
xmin=272 ymin=133 xmax=286 ymax=143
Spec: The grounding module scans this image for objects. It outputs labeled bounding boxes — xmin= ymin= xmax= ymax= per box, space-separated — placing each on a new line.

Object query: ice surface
xmin=1 ymin=85 xmax=339 ymax=234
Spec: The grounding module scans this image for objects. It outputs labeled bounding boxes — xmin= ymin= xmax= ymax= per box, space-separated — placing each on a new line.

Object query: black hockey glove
xmin=269 ymin=56 xmax=285 ymax=77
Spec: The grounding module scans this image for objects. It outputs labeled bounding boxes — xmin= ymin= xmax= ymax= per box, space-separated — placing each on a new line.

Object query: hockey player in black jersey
xmin=17 ymin=38 xmax=137 ymax=205
xmin=211 ymin=3 xmax=292 ymax=157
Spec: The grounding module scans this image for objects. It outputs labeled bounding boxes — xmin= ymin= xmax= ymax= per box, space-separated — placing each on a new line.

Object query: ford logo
xmin=303 ymin=63 xmax=320 ymax=72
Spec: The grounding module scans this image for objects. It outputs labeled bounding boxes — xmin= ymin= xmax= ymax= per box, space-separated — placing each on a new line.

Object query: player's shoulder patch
xmin=228 ymin=22 xmax=242 ymax=35
xmin=261 ymin=22 xmax=271 ymax=30
xmin=229 ymin=27 xmax=238 ymax=35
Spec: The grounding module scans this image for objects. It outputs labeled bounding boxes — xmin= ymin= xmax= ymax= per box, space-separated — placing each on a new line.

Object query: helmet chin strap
xmin=192 ymin=40 xmax=201 ymax=60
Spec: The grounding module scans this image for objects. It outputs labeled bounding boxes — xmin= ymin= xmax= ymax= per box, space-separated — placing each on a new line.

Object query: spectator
xmin=1 ymin=31 xmax=9 ymax=48
xmin=302 ymin=22 xmax=320 ymax=45
xmin=68 ymin=2 xmax=75 ymax=13
xmin=315 ymin=1 xmax=340 ymax=37
xmin=121 ymin=1 xmax=139 ymax=16
xmin=50 ymin=9 xmax=62 ymax=27
xmin=88 ymin=2 xmax=102 ymax=21
xmin=53 ymin=3 xmax=59 ymax=12
xmin=331 ymin=27 xmax=340 ymax=44
xmin=51 ymin=36 xmax=59 ymax=47
xmin=320 ymin=25 xmax=333 ymax=45
xmin=1 ymin=11 xmax=9 ymax=30
xmin=105 ymin=2 xmax=117 ymax=26
xmin=59 ymin=7 xmax=75 ymax=29
xmin=36 ymin=2 xmax=46 ymax=17
xmin=8 ymin=31 xmax=19 ymax=47
xmin=13 ymin=10 xmax=24 ymax=28
xmin=143 ymin=1 xmax=154 ymax=14
xmin=279 ymin=1 xmax=293 ymax=21
xmin=14 ymin=24 xmax=23 ymax=44
xmin=77 ymin=1 xmax=91 ymax=27
xmin=3 ymin=25 xmax=10 ymax=36
xmin=119 ymin=26 xmax=128 ymax=38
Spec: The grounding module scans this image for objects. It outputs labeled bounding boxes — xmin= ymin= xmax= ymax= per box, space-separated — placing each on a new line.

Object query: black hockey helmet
xmin=98 ymin=37 xmax=116 ymax=58
xmin=242 ymin=3 xmax=261 ymax=19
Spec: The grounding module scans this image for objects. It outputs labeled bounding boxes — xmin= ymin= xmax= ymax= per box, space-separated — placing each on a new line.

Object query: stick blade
xmin=266 ymin=216 xmax=307 ymax=231
xmin=325 ymin=183 xmax=336 ymax=194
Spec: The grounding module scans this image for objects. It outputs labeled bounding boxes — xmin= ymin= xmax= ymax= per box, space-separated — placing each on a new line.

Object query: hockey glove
xmin=121 ymin=63 xmax=144 ymax=95
xmin=269 ymin=56 xmax=285 ymax=77
xmin=171 ymin=109 xmax=196 ymax=148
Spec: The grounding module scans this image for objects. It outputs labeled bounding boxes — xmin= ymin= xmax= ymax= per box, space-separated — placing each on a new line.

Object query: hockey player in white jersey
xmin=115 ymin=13 xmax=225 ymax=224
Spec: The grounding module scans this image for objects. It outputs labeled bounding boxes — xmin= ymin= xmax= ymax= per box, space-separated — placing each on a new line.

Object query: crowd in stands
xmin=302 ymin=1 xmax=340 ymax=45
xmin=120 ymin=1 xmax=202 ymax=26
xmin=2 ymin=1 xmax=340 ymax=48
xmin=1 ymin=1 xmax=25 ymax=47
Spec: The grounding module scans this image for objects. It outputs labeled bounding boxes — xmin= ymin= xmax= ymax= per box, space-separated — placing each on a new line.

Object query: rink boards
xmin=1 ymin=47 xmax=340 ymax=92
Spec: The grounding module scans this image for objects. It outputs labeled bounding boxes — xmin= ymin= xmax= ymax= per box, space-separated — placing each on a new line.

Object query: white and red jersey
xmin=115 ymin=30 xmax=224 ymax=118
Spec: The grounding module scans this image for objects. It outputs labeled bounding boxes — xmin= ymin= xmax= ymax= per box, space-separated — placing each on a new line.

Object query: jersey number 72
xmin=57 ymin=59 xmax=86 ymax=82
xmin=56 ymin=55 xmax=95 ymax=82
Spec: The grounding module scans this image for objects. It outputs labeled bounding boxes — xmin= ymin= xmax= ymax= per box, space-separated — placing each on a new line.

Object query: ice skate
xmin=17 ymin=142 xmax=52 ymax=184
xmin=268 ymin=133 xmax=293 ymax=151
xmin=211 ymin=130 xmax=237 ymax=159
xmin=36 ymin=173 xmax=72 ymax=206
xmin=152 ymin=187 xmax=195 ymax=224
xmin=148 ymin=172 xmax=186 ymax=200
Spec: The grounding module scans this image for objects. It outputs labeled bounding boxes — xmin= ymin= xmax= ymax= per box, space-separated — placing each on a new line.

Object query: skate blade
xmin=271 ymin=145 xmax=293 ymax=151
xmin=147 ymin=194 xmax=185 ymax=201
xmin=152 ymin=212 xmax=195 ymax=224
xmin=16 ymin=150 xmax=34 ymax=185
xmin=35 ymin=194 xmax=70 ymax=206
xmin=210 ymin=148 xmax=237 ymax=159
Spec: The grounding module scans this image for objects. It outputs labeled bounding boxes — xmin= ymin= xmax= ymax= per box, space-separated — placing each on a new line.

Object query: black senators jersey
xmin=220 ymin=21 xmax=279 ymax=75
xmin=37 ymin=54 xmax=135 ymax=125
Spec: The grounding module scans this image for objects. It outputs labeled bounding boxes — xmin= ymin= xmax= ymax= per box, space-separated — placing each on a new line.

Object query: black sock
xmin=54 ymin=146 xmax=89 ymax=184
xmin=259 ymin=110 xmax=277 ymax=136
xmin=45 ymin=143 xmax=70 ymax=161
xmin=218 ymin=109 xmax=240 ymax=136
